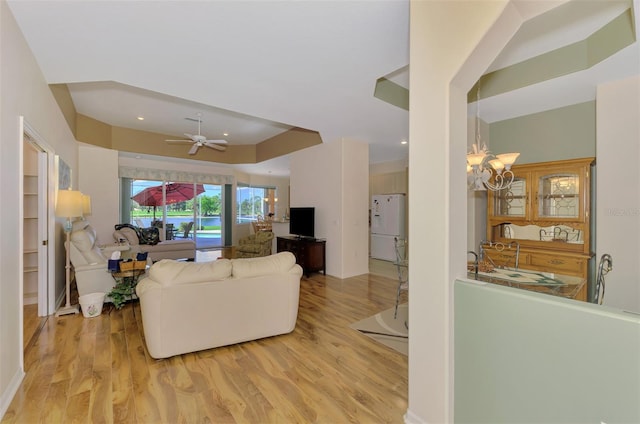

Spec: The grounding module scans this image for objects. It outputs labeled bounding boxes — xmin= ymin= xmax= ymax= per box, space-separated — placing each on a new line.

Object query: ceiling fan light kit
xmin=165 ymin=113 xmax=227 ymax=154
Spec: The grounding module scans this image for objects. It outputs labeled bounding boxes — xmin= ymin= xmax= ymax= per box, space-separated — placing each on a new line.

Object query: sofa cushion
xmin=231 ymin=252 xmax=297 ymax=279
xmin=149 ymin=258 xmax=232 ymax=286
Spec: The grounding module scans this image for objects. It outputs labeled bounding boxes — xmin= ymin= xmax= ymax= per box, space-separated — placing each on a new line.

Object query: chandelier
xmin=467 ymin=87 xmax=520 ymax=191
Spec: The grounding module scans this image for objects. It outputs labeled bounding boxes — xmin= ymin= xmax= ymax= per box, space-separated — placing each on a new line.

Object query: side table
xmin=109 ymin=268 xmax=147 ymax=309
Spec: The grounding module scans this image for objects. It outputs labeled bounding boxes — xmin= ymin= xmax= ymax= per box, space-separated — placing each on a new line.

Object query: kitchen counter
xmin=467 ymin=267 xmax=587 ymax=300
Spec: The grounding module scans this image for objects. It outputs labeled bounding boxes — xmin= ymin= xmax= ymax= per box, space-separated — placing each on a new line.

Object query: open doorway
xmin=21 ymin=118 xmax=56 ymax=353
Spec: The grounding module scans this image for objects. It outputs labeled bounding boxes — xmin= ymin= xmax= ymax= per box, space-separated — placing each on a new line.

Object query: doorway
xmin=21 ymin=119 xmax=55 ymax=352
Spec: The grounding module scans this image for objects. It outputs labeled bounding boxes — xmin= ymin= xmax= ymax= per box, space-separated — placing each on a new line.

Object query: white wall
xmin=596 ymin=75 xmax=640 ymax=312
xmin=340 ymin=139 xmax=370 ymax=278
xmin=409 ymin=1 xmax=522 ymax=422
xmin=0 ymin=2 xmax=79 ymax=416
xmin=290 ymin=138 xmax=369 ymax=278
xmin=78 ymin=146 xmax=120 ymax=244
xmin=370 ymin=158 xmax=408 ymax=176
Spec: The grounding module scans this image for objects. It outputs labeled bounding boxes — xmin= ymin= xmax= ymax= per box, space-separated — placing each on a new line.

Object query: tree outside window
xmin=236 ymin=184 xmax=275 ymax=223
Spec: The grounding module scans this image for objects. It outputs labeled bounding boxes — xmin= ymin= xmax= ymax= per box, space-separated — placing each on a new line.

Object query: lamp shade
xmin=56 ymin=190 xmax=83 ymax=218
xmin=466 ymin=153 xmax=486 ymax=167
xmin=488 ymin=159 xmax=505 ymax=173
xmin=496 ymin=152 xmax=520 ymax=168
xmin=81 ymin=194 xmax=92 ymax=216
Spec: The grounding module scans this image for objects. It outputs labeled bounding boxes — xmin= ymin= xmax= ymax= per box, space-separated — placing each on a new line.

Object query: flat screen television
xmin=289 ymin=207 xmax=315 ymax=239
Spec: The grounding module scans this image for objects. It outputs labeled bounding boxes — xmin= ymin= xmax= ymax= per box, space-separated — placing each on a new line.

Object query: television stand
xmin=277 ymin=236 xmax=326 ymax=277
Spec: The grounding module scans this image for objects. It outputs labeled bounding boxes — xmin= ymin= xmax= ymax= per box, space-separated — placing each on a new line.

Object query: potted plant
xmin=108 ymin=276 xmax=138 ymax=309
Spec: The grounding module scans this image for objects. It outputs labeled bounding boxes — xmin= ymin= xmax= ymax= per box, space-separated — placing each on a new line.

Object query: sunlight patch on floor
xmin=196 ymin=249 xmax=222 ymax=262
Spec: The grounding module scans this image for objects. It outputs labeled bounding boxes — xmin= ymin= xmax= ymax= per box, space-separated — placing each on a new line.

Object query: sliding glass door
xmin=127 ymin=179 xmax=223 ymax=249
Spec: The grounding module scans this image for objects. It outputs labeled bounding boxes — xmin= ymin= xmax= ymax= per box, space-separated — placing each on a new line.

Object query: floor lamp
xmin=55 ymin=189 xmax=83 ymax=316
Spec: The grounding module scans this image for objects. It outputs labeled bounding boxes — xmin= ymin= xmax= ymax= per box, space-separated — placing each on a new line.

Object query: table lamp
xmin=55 ymin=189 xmax=83 ymax=316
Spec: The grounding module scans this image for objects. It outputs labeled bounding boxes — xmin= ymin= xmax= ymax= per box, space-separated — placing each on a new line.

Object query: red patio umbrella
xmin=131 ymin=182 xmax=205 ymax=219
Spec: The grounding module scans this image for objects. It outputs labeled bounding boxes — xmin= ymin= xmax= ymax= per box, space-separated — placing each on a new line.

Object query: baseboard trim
xmin=0 ymin=367 xmax=25 ymax=420
xmin=403 ymin=408 xmax=428 ymax=424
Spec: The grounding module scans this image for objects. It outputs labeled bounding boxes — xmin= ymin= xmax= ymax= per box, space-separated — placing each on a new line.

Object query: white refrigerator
xmin=370 ymin=194 xmax=406 ymax=261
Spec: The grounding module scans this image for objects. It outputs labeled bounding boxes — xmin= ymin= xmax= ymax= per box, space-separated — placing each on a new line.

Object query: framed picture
xmin=57 ymin=156 xmax=71 ymax=190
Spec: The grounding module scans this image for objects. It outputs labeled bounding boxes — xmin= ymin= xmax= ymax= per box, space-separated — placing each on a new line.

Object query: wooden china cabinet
xmin=485 ymin=157 xmax=596 ymax=301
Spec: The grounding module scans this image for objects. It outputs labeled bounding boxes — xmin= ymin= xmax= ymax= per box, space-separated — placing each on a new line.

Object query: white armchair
xmin=69 ymin=220 xmax=124 ymax=297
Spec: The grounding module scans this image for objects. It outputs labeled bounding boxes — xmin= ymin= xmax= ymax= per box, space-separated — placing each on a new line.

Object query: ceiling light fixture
xmin=467 ymin=85 xmax=519 ymax=191
xmin=223 ymin=132 xmax=229 ymax=137
xmin=137 ymin=116 xmax=144 ymax=121
xmin=401 ymin=139 xmax=408 ymax=145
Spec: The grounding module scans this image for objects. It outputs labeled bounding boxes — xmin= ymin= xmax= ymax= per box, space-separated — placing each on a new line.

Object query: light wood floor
xmin=23 ymin=303 xmax=45 ymax=352
xmin=3 ymin=272 xmax=408 ymax=423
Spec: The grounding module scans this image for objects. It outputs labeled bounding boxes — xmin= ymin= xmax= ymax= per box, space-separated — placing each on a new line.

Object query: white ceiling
xmin=6 ymin=1 xmax=639 ymax=175
xmin=477 ymin=0 xmax=639 ymax=123
xmin=7 ymin=0 xmax=411 ymax=176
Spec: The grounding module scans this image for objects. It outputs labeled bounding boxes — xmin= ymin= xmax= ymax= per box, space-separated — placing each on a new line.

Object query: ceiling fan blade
xmin=204 ymin=139 xmax=228 ymax=145
xmin=166 ymin=139 xmax=193 ymax=144
xmin=188 ymin=143 xmax=200 ymax=155
xmin=203 ymin=143 xmax=226 ymax=151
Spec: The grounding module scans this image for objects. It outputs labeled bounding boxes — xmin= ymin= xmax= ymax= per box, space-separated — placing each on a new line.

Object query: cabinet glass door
xmin=536 ymin=173 xmax=580 ymax=219
xmin=492 ymin=177 xmax=528 ymax=219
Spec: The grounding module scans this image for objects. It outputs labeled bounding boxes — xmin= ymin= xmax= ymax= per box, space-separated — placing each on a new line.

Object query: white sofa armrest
xmin=74 ymin=262 xmax=109 ymax=273
xmin=74 ymin=265 xmax=116 ymax=297
xmin=100 ymin=243 xmax=130 ymax=257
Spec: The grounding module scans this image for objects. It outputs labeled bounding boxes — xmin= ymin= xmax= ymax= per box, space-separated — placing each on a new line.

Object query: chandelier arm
xmin=483 ymin=169 xmax=515 ymax=191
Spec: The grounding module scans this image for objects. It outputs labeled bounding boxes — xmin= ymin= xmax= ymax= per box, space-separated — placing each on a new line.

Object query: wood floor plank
xmin=89 ymin=319 xmax=113 ymax=424
xmin=236 ymin=351 xmax=318 ymax=423
xmin=40 ymin=379 xmax=69 ymax=423
xmin=109 ymin=331 xmax=136 ymax=423
xmin=52 ymin=315 xmax=86 ymax=384
xmin=196 ymin=388 xmax=237 ymax=423
xmin=64 ymin=390 xmax=90 ymax=424
xmin=208 ymin=347 xmax=278 ymax=423
xmin=3 ymin=270 xmax=408 ymax=424
xmin=67 ymin=325 xmax=96 ymax=396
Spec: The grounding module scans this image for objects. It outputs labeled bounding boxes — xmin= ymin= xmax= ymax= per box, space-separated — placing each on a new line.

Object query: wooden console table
xmin=277 ymin=236 xmax=326 ymax=277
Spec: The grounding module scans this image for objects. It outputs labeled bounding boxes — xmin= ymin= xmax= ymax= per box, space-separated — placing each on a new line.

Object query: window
xmin=122 ymin=178 xmax=223 ymax=248
xmin=236 ymin=184 xmax=276 ymax=223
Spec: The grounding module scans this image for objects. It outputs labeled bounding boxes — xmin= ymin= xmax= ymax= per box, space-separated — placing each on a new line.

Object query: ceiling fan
xmin=165 ymin=113 xmax=227 ymax=154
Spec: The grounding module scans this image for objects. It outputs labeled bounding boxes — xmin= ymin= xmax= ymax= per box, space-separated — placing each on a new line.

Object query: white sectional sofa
xmin=135 ymin=252 xmax=303 ymax=359
xmin=113 ymin=226 xmax=196 ymax=262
